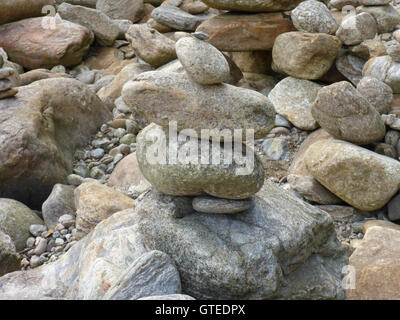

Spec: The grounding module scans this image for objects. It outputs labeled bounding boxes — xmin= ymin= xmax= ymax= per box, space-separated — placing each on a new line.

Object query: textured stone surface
xmin=387 ymin=193 xmax=400 ymax=221
xmin=0 ymin=231 xmax=21 ymax=277
xmin=304 ymin=139 xmax=400 ymax=211
xmin=139 ymin=294 xmax=195 ymax=300
xmin=349 ymin=39 xmax=387 ymax=60
xmin=175 ymin=36 xmax=229 ymax=84
xmin=74 ymin=182 xmax=135 ymax=236
xmin=363 ymin=55 xmax=400 ymax=93
xmin=0 ymin=199 xmax=43 ymax=251
xmin=195 ymin=12 xmax=295 ymax=52
xmin=96 ymin=0 xmax=144 ymax=23
xmin=126 ymin=24 xmax=176 ymax=68
xmin=336 ymin=53 xmax=365 ymax=85
xmin=268 ymin=77 xmax=321 ymax=130
xmin=336 ymin=13 xmax=377 ymax=46
xmin=136 ymin=124 xmax=265 ymax=199
xmin=200 ymin=0 xmax=303 ymax=12
xmin=122 ymin=72 xmax=275 ymax=141
xmin=291 ymin=0 xmax=338 ymax=35
xmin=108 ymin=153 xmax=147 ymax=188
xmin=151 ymin=5 xmax=204 ymax=31
xmin=0 ymin=78 xmax=111 ymax=209
xmin=356 ymin=76 xmax=393 ymax=114
xmin=0 ymin=17 xmax=93 ymax=70
xmin=311 ymin=81 xmax=385 ymax=144
xmin=0 ymin=181 xmax=348 ymax=300
xmin=272 ymin=32 xmax=341 ymax=80
xmin=192 ymin=196 xmax=252 ymax=214
xmin=0 ymin=0 xmax=56 ymax=25
xmin=357 ymin=5 xmax=400 ymax=33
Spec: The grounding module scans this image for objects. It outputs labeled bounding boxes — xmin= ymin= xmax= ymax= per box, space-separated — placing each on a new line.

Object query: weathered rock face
xmin=357 ymin=5 xmax=400 ymax=34
xmin=122 ymin=71 xmax=275 ymax=141
xmin=196 ymin=12 xmax=295 ymax=51
xmin=356 ymin=76 xmax=393 ymax=114
xmin=175 ymin=36 xmax=230 ymax=85
xmin=363 ymin=55 xmax=400 ymax=93
xmin=108 ymin=153 xmax=147 ymax=188
xmin=58 ymin=3 xmax=120 ymax=47
xmin=0 ymin=78 xmax=111 ymax=208
xmin=304 ymin=139 xmax=400 ymax=211
xmin=74 ymin=182 xmax=135 ymax=236
xmin=0 ymin=0 xmax=56 ymax=25
xmin=0 ymin=199 xmax=43 ymax=251
xmin=200 ymin=0 xmax=304 ymax=12
xmin=136 ymin=124 xmax=265 ymax=199
xmin=272 ymin=32 xmax=341 ymax=80
xmin=126 ymin=24 xmax=176 ymax=68
xmin=291 ymin=0 xmax=338 ymax=35
xmin=0 ymin=18 xmax=93 ymax=70
xmin=151 ymin=5 xmax=205 ymax=31
xmin=336 ymin=13 xmax=377 ymax=46
xmin=311 ymin=81 xmax=386 ymax=145
xmin=0 ymin=181 xmax=348 ymax=300
xmin=19 ymin=69 xmax=71 ymax=86
xmin=96 ymin=0 xmax=145 ymax=23
xmin=349 ymin=39 xmax=387 ymax=60
xmin=347 ymin=226 xmax=400 ymax=299
xmin=336 ymin=53 xmax=365 ymax=85
xmin=0 ymin=231 xmax=21 ymax=277
xmin=268 ymin=77 xmax=321 ymax=130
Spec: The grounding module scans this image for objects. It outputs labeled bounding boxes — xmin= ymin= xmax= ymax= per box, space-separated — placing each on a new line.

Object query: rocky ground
xmin=1 ymin=0 xmax=400 ymax=300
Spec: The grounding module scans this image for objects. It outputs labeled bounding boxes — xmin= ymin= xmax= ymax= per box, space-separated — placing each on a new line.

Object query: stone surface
xmin=349 ymin=39 xmax=387 ymax=60
xmin=126 ymin=24 xmax=176 ymax=68
xmin=108 ymin=153 xmax=147 ymax=188
xmin=151 ymin=5 xmax=204 ymax=31
xmin=96 ymin=0 xmax=145 ymax=23
xmin=357 ymin=5 xmax=400 ymax=34
xmin=196 ymin=12 xmax=295 ymax=52
xmin=268 ymin=77 xmax=321 ymax=130
xmin=74 ymin=182 xmax=135 ymax=236
xmin=388 ymin=193 xmax=400 ymax=221
xmin=304 ymin=139 xmax=400 ymax=211
xmin=139 ymin=294 xmax=195 ymax=300
xmin=385 ymin=40 xmax=400 ymax=63
xmin=175 ymin=36 xmax=229 ymax=84
xmin=311 ymin=81 xmax=386 ymax=145
xmin=356 ymin=76 xmax=393 ymax=114
xmin=228 ymin=51 xmax=271 ymax=74
xmin=0 ymin=181 xmax=348 ymax=300
xmin=336 ymin=53 xmax=365 ymax=85
xmin=0 ymin=78 xmax=111 ymax=208
xmin=291 ymin=0 xmax=338 ymax=35
xmin=42 ymin=184 xmax=76 ymax=230
xmin=103 ymin=250 xmax=181 ymax=300
xmin=122 ymin=72 xmax=275 ymax=141
xmin=336 ymin=13 xmax=377 ymax=46
xmin=58 ymin=3 xmax=120 ymax=47
xmin=0 ymin=17 xmax=94 ymax=70
xmin=347 ymin=226 xmax=400 ymax=299
xmin=272 ymin=32 xmax=341 ymax=80
xmin=0 ymin=199 xmax=43 ymax=251
xmin=0 ymin=0 xmax=56 ymax=25
xmin=363 ymin=55 xmax=400 ymax=93
xmin=192 ymin=196 xmax=252 ymax=214
xmin=200 ymin=0 xmax=303 ymax=12
xmin=0 ymin=231 xmax=21 ymax=277
xmin=362 ymin=220 xmax=400 ymax=234
xmin=19 ymin=69 xmax=71 ymax=86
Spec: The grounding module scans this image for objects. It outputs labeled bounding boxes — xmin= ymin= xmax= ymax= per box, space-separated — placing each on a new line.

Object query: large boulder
xmin=0 ymin=78 xmax=111 ymax=208
xmin=200 ymin=0 xmax=303 ymax=12
xmin=0 ymin=0 xmax=56 ymax=25
xmin=0 ymin=181 xmax=348 ymax=300
xmin=195 ymin=12 xmax=295 ymax=52
xmin=0 ymin=17 xmax=93 ymax=70
xmin=121 ymin=71 xmax=275 ymax=141
xmin=304 ymin=139 xmax=400 ymax=211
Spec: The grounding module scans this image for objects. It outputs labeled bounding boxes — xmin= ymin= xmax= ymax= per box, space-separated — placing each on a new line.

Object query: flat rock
xmin=268 ymin=77 xmax=321 ymax=130
xmin=304 ymin=139 xmax=400 ymax=211
xmin=0 ymin=17 xmax=93 ymax=70
xmin=272 ymin=32 xmax=341 ymax=80
xmin=196 ymin=12 xmax=295 ymax=51
xmin=122 ymin=71 xmax=275 ymax=141
xmin=151 ymin=5 xmax=204 ymax=31
xmin=192 ymin=196 xmax=252 ymax=214
xmin=311 ymin=81 xmax=386 ymax=145
xmin=200 ymin=0 xmax=303 ymax=12
xmin=175 ymin=36 xmax=229 ymax=84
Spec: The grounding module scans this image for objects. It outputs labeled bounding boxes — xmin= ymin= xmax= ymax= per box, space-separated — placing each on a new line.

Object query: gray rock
xmin=42 ymin=184 xmax=76 ymax=230
xmin=192 ymin=196 xmax=252 ymax=214
xmin=29 ymin=225 xmax=47 ymax=237
xmin=33 ymin=238 xmax=48 ymax=256
xmin=336 ymin=53 xmax=365 ymax=85
xmin=291 ymin=0 xmax=338 ymax=35
xmin=175 ymin=36 xmax=229 ymax=85
xmin=0 ymin=231 xmax=21 ymax=277
xmin=356 ymin=76 xmax=393 ymax=114
xmin=336 ymin=12 xmax=377 ymax=46
xmin=103 ymin=250 xmax=181 ymax=300
xmin=151 ymin=5 xmax=205 ymax=31
xmin=262 ymin=137 xmax=290 ymax=160
xmin=385 ymin=40 xmax=400 ymax=62
xmin=388 ymin=193 xmax=400 ymax=221
xmin=96 ymin=0 xmax=144 ymax=23
xmin=363 ymin=55 xmax=400 ymax=93
xmin=357 ymin=5 xmax=400 ymax=33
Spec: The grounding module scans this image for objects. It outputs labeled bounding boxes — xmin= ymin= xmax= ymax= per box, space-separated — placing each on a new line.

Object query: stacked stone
xmin=0 ymin=51 xmax=20 ymax=99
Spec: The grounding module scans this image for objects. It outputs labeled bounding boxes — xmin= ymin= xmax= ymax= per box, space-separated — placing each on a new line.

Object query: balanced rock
xmin=196 ymin=12 xmax=295 ymax=52
xmin=304 ymin=139 xmax=400 ymax=211
xmin=356 ymin=5 xmax=400 ymax=33
xmin=96 ymin=0 xmax=145 ymax=23
xmin=136 ymin=124 xmax=265 ymax=199
xmin=268 ymin=77 xmax=321 ymax=130
xmin=272 ymin=32 xmax=341 ymax=80
xmin=0 ymin=17 xmax=93 ymax=70
xmin=363 ymin=55 xmax=400 ymax=93
xmin=175 ymin=36 xmax=229 ymax=84
xmin=0 ymin=0 xmax=56 ymax=25
xmin=126 ymin=25 xmax=176 ymax=68
xmin=122 ymin=71 xmax=275 ymax=141
xmin=291 ymin=0 xmax=338 ymax=35
xmin=356 ymin=76 xmax=393 ymax=114
xmin=336 ymin=12 xmax=377 ymax=46
xmin=0 ymin=78 xmax=111 ymax=208
xmin=192 ymin=196 xmax=252 ymax=214
xmin=311 ymin=81 xmax=386 ymax=144
xmin=200 ymin=0 xmax=304 ymax=12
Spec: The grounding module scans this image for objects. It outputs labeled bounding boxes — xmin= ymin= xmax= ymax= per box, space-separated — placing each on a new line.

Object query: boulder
xmin=192 ymin=196 xmax=252 ymax=214
xmin=0 ymin=0 xmax=56 ymax=25
xmin=311 ymin=81 xmax=386 ymax=145
xmin=195 ymin=12 xmax=295 ymax=52
xmin=272 ymin=32 xmax=341 ymax=80
xmin=0 ymin=17 xmax=94 ymax=70
xmin=304 ymin=139 xmax=400 ymax=211
xmin=0 ymin=78 xmax=111 ymax=208
xmin=19 ymin=69 xmax=71 ymax=86
xmin=122 ymin=72 xmax=275 ymax=141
